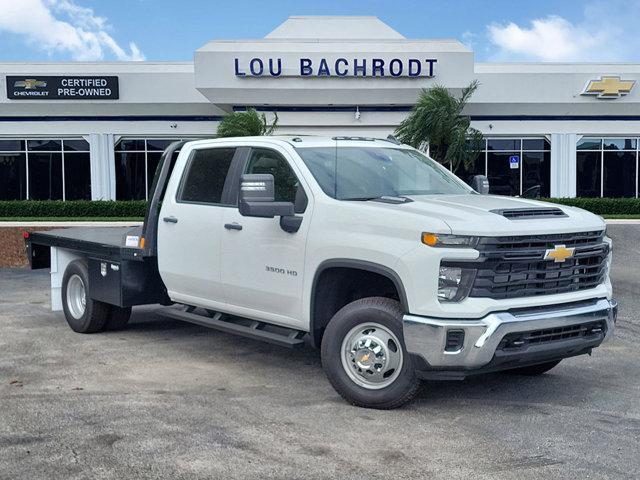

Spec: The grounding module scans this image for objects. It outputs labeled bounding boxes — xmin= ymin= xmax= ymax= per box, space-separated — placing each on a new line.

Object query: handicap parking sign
xmin=509 ymin=155 xmax=520 ymax=169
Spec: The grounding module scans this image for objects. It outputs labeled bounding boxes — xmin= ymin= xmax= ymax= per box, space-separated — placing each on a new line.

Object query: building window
xmin=0 ymin=138 xmax=90 ymax=201
xmin=115 ymin=138 xmax=198 ymax=200
xmin=577 ymin=138 xmax=638 ymax=198
xmin=451 ymin=137 xmax=550 ymax=197
xmin=0 ymin=144 xmax=27 ymax=200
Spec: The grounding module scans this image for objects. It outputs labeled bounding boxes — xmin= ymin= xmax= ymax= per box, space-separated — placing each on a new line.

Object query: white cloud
xmin=0 ymin=0 xmax=145 ymax=61
xmin=486 ymin=1 xmax=640 ymax=62
xmin=488 ymin=16 xmax=597 ymax=61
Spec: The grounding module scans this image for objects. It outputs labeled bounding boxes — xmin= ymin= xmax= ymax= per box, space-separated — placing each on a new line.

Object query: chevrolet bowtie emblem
xmin=583 ymin=76 xmax=635 ymax=98
xmin=544 ymin=244 xmax=575 ymax=263
xmin=14 ymin=79 xmax=47 ymax=89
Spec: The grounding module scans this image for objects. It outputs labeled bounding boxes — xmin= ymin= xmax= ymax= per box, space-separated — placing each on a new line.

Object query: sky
xmin=0 ymin=0 xmax=639 ymax=63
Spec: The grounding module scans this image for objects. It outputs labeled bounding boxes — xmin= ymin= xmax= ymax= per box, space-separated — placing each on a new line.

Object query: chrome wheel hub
xmin=66 ymin=274 xmax=86 ymax=320
xmin=341 ymin=323 xmax=403 ymax=390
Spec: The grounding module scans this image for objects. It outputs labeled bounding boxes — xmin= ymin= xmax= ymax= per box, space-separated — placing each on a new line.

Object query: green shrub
xmin=541 ymin=198 xmax=640 ymax=215
xmin=1 ymin=198 xmax=638 ymax=218
xmin=0 ymin=200 xmax=147 ymax=218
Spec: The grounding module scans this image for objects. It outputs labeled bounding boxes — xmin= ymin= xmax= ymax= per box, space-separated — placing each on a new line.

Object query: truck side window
xmin=179 ymin=148 xmax=236 ymax=204
xmin=245 ymin=148 xmax=307 ymax=213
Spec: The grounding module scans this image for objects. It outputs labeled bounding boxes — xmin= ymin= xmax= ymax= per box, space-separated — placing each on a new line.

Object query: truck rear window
xmin=179 ymin=148 xmax=236 ymax=204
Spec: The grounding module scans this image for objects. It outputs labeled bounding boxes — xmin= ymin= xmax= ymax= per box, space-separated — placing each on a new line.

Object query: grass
xmin=0 ymin=217 xmax=144 ymax=222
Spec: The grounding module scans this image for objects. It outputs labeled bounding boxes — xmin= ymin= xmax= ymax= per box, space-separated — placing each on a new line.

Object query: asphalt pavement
xmin=0 ymin=224 xmax=639 ymax=479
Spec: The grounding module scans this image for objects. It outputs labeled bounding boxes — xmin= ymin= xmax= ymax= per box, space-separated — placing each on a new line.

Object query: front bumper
xmin=403 ymin=298 xmax=617 ymax=376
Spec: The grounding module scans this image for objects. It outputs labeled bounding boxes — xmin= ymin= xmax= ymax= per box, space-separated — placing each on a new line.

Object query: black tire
xmin=61 ymin=260 xmax=111 ymax=333
xmin=321 ymin=297 xmax=420 ymax=409
xmin=506 ymin=360 xmax=562 ymax=376
xmin=104 ymin=306 xmax=132 ymax=331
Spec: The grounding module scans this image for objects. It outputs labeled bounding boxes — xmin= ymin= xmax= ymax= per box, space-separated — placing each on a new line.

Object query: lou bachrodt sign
xmin=6 ymin=76 xmax=119 ymax=100
xmin=234 ymin=57 xmax=437 ymax=77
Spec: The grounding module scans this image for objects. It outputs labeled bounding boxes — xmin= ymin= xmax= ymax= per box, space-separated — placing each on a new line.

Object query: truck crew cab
xmin=26 ymin=136 xmax=617 ymax=409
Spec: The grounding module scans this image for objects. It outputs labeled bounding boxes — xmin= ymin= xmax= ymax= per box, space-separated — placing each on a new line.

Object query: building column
xmin=550 ymin=133 xmax=580 ymax=198
xmin=86 ymin=133 xmax=117 ymax=200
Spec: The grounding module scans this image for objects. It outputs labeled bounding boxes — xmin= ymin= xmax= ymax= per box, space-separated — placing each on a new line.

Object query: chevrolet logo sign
xmin=14 ymin=79 xmax=47 ymax=89
xmin=544 ymin=244 xmax=575 ymax=263
xmin=583 ymin=76 xmax=635 ymax=98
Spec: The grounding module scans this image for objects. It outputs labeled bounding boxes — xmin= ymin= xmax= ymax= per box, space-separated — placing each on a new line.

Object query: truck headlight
xmin=422 ymin=233 xmax=479 ymax=248
xmin=438 ymin=266 xmax=476 ymax=302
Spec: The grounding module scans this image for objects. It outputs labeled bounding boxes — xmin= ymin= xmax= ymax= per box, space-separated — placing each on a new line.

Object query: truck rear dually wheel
xmin=62 ymin=260 xmax=112 ymax=333
xmin=321 ymin=297 xmax=420 ymax=409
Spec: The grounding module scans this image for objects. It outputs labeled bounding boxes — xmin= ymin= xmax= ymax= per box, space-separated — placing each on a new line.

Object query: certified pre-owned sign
xmin=6 ymin=76 xmax=119 ymax=100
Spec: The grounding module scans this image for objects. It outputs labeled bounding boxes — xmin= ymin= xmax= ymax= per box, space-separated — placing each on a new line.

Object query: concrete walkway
xmin=604 ymin=219 xmax=640 ymax=224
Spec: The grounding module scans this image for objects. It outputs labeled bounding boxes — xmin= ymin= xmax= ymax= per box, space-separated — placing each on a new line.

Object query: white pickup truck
xmin=26 ymin=136 xmax=617 ymax=409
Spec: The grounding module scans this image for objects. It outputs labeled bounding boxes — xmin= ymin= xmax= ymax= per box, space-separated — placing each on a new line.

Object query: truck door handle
xmin=224 ymin=223 xmax=243 ymax=231
xmin=163 ymin=216 xmax=178 ymax=224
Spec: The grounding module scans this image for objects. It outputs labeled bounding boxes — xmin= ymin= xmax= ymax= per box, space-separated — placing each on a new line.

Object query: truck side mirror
xmin=238 ymin=174 xmax=295 ymax=218
xmin=471 ymin=175 xmax=490 ymax=194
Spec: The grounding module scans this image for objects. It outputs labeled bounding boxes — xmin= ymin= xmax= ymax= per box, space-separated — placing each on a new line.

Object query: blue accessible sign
xmin=509 ymin=155 xmax=520 ymax=169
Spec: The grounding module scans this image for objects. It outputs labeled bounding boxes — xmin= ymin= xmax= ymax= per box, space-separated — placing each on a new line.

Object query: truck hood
xmin=396 ymin=194 xmax=605 ymax=236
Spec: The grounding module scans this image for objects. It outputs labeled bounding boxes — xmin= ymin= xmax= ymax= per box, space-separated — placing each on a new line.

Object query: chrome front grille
xmin=476 ymin=230 xmax=605 ymax=255
xmin=444 ymin=231 xmax=609 ymax=300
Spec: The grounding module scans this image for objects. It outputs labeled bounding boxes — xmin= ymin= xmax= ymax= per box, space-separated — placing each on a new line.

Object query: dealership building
xmin=1 ymin=15 xmax=640 ymax=202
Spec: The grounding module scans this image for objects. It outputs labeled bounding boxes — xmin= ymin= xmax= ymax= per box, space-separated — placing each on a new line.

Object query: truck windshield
xmin=295 ymin=146 xmax=472 ymax=200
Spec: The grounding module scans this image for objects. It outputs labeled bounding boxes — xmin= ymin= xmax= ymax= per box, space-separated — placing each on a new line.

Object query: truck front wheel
xmin=61 ymin=260 xmax=112 ymax=333
xmin=321 ymin=297 xmax=420 ymax=409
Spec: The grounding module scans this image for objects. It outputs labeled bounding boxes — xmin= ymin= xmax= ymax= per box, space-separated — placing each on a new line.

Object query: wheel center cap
xmin=356 ymin=349 xmax=374 ymax=368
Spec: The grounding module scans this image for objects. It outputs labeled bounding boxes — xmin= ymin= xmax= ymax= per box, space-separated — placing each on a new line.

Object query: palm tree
xmin=395 ymin=80 xmax=483 ymax=171
xmin=216 ymin=108 xmax=278 ymax=137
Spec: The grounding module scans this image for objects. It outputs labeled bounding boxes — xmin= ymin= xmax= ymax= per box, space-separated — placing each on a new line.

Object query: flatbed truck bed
xmin=28 ymin=226 xmax=144 ymax=263
xmin=26 ymin=225 xmax=167 ymax=310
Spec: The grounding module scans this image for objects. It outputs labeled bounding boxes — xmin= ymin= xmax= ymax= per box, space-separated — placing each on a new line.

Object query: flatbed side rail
xmin=26 ymin=230 xmax=143 ymax=265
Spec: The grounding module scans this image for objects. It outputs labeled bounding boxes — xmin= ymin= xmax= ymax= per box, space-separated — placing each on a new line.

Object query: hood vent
xmin=491 ymin=207 xmax=567 ymax=220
